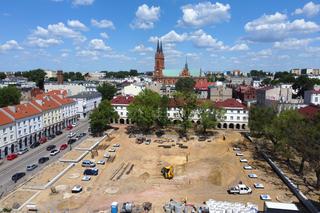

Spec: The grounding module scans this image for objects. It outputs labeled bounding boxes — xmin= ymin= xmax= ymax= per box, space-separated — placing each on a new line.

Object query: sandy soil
xmin=59 ymin=150 xmax=87 ymax=161
xmin=27 ymin=127 xmax=297 ymax=212
xmin=0 ymin=190 xmax=37 ymax=209
xmin=76 ymin=137 xmax=104 ymax=150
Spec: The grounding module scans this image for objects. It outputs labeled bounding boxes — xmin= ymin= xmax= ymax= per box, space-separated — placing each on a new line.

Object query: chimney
xmin=8 ymin=106 xmax=16 ymax=113
xmin=57 ymin=70 xmax=64 ymax=84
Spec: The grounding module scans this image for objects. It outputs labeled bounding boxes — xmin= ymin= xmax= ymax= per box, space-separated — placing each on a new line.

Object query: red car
xmin=66 ymin=125 xmax=73 ymax=130
xmin=7 ymin=153 xmax=18 ymax=161
xmin=60 ymin=143 xmax=68 ymax=150
xmin=39 ymin=137 xmax=47 ymax=144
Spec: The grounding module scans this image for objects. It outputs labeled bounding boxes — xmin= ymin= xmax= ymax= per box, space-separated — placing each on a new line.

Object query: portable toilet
xmin=111 ymin=202 xmax=118 ymax=213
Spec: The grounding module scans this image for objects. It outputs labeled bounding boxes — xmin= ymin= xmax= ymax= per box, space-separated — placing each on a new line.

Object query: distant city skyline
xmin=0 ymin=0 xmax=320 ymax=72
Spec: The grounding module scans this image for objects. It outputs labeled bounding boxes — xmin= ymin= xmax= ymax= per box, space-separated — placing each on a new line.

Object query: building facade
xmin=304 ymin=90 xmax=320 ymax=105
xmin=70 ymin=91 xmax=102 ymax=119
xmin=111 ymin=96 xmax=134 ymax=124
xmin=208 ymin=85 xmax=232 ymax=101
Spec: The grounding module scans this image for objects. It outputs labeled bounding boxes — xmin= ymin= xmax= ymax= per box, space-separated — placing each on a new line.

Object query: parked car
xmin=113 ymin=144 xmax=120 ymax=147
xmin=83 ymin=168 xmax=99 ymax=176
xmin=228 ymin=184 xmax=252 ymax=195
xmin=198 ymin=136 xmax=206 ymax=141
xmin=79 ymin=132 xmax=86 ymax=137
xmin=50 ymin=149 xmax=60 ymax=156
xmin=104 ymin=153 xmax=110 ymax=158
xmin=12 ymin=172 xmax=26 ymax=183
xmin=254 ymin=183 xmax=264 ymax=189
xmin=82 ymin=176 xmax=91 ymax=181
xmin=81 ymin=160 xmax=96 ymax=167
xmin=240 ymin=158 xmax=248 ymax=163
xmin=97 ymin=160 xmax=105 ymax=165
xmin=71 ymin=122 xmax=78 ymax=127
xmin=68 ymin=138 xmax=77 ymax=144
xmin=236 ymin=152 xmax=244 ymax=156
xmin=248 ymin=173 xmax=258 ymax=178
xmin=30 ymin=142 xmax=40 ymax=149
xmin=46 ymin=145 xmax=56 ymax=151
xmin=71 ymin=185 xmax=82 ymax=193
xmin=26 ymin=164 xmax=38 ymax=171
xmin=66 ymin=125 xmax=73 ymax=130
xmin=60 ymin=143 xmax=68 ymax=150
xmin=48 ymin=135 xmax=56 ymax=140
xmin=7 ymin=153 xmax=18 ymax=161
xmin=38 ymin=157 xmax=49 ymax=164
xmin=68 ymin=132 xmax=76 ymax=138
xmin=17 ymin=148 xmax=29 ymax=155
xmin=56 ymin=130 xmax=63 ymax=135
xmin=108 ymin=148 xmax=116 ymax=152
xmin=243 ymin=165 xmax=253 ymax=170
xmin=39 ymin=137 xmax=47 ymax=144
xmin=233 ymin=147 xmax=241 ymax=151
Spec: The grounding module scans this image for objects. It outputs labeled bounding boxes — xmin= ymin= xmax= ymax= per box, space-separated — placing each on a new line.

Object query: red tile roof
xmin=310 ymin=90 xmax=320 ymax=94
xmin=0 ymin=110 xmax=14 ymax=125
xmin=31 ymin=95 xmax=61 ymax=111
xmin=298 ymin=105 xmax=320 ymax=119
xmin=50 ymin=94 xmax=75 ymax=105
xmin=215 ymin=98 xmax=247 ymax=109
xmin=47 ymin=90 xmax=68 ymax=96
xmin=111 ymin=96 xmax=134 ymax=105
xmin=195 ymin=81 xmax=215 ymax=90
xmin=2 ymin=103 xmax=42 ymax=120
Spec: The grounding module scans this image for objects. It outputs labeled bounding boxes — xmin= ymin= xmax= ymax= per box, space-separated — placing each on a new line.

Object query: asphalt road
xmin=0 ymin=119 xmax=90 ymax=198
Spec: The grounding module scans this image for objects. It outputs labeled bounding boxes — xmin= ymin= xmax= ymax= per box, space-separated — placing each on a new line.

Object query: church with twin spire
xmin=153 ymin=40 xmax=207 ymax=85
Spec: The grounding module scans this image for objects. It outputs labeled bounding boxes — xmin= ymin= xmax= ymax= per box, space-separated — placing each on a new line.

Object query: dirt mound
xmin=208 ymin=170 xmax=222 ymax=185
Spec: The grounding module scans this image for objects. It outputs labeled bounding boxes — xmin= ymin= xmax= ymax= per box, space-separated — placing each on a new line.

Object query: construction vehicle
xmin=161 ymin=166 xmax=174 ymax=179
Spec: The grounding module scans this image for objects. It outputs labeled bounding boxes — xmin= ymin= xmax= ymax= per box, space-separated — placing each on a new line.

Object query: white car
xmin=112 ymin=144 xmax=120 ymax=147
xmin=50 ymin=149 xmax=60 ymax=156
xmin=248 ymin=173 xmax=258 ymax=178
xmin=254 ymin=183 xmax=264 ymax=189
xmin=260 ymin=194 xmax=271 ymax=200
xmin=17 ymin=148 xmax=29 ymax=155
xmin=240 ymin=158 xmax=248 ymax=163
xmin=68 ymin=132 xmax=76 ymax=138
xmin=97 ymin=160 xmax=105 ymax=165
xmin=243 ymin=165 xmax=253 ymax=170
xmin=236 ymin=152 xmax=244 ymax=156
xmin=82 ymin=176 xmax=91 ymax=181
xmin=233 ymin=147 xmax=241 ymax=151
xmin=108 ymin=148 xmax=116 ymax=152
xmin=71 ymin=185 xmax=82 ymax=193
xmin=104 ymin=153 xmax=110 ymax=158
xmin=71 ymin=123 xmax=78 ymax=127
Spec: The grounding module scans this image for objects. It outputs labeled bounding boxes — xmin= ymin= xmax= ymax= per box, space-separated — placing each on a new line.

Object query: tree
xmin=22 ymin=69 xmax=46 ymax=90
xmin=292 ymin=76 xmax=320 ymax=98
xmin=198 ymin=101 xmax=224 ymax=134
xmin=249 ymin=106 xmax=277 ymax=136
xmin=89 ymin=100 xmax=118 ymax=136
xmin=0 ymin=86 xmax=21 ymax=107
xmin=97 ymin=83 xmax=117 ymax=101
xmin=0 ymin=72 xmax=6 ymax=80
xmin=157 ymin=95 xmax=170 ymax=128
xmin=173 ymin=91 xmax=197 ymax=137
xmin=261 ymin=78 xmax=272 ymax=86
xmin=128 ymin=89 xmax=161 ymax=132
xmin=249 ymin=70 xmax=267 ymax=78
xmin=175 ymin=77 xmax=196 ymax=93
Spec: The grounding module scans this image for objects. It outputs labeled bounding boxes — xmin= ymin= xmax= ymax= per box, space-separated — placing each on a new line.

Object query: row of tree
xmin=249 ymin=106 xmax=320 ymax=188
xmin=15 ymin=69 xmax=46 ymax=90
xmin=0 ymin=86 xmax=21 ymax=107
xmin=101 ymin=69 xmax=139 ymax=78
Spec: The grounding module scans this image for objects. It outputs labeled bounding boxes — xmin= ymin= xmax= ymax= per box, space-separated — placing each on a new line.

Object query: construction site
xmin=0 ymin=127 xmax=300 ymax=212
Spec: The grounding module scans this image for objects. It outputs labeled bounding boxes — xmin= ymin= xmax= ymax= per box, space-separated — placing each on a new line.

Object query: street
xmin=0 ymin=119 xmax=90 ymax=198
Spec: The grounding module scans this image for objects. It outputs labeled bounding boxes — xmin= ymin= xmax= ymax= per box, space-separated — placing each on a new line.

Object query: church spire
xmin=160 ymin=40 xmax=163 ymax=53
xmin=156 ymin=40 xmax=160 ymax=52
xmin=185 ymin=56 xmax=188 ymax=70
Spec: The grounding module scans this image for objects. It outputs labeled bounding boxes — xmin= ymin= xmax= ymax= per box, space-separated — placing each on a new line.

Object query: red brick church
xmin=153 ymin=40 xmax=208 ymax=85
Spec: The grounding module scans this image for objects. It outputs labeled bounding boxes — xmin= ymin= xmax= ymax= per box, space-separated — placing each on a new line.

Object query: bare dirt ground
xmin=59 ymin=150 xmax=87 ymax=161
xmin=76 ymin=137 xmax=103 ymax=150
xmin=26 ymin=126 xmax=297 ymax=212
xmin=0 ymin=190 xmax=37 ymax=209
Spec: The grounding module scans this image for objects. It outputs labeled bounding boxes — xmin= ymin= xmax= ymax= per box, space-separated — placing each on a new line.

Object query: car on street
xmin=240 ymin=158 xmax=248 ymax=163
xmin=79 ymin=132 xmax=86 ymax=137
xmin=7 ymin=153 xmax=18 ymax=161
xmin=108 ymin=148 xmax=116 ymax=152
xmin=17 ymin=148 xmax=29 ymax=155
xmin=243 ymin=165 xmax=253 ymax=170
xmin=104 ymin=152 xmax=110 ymax=158
xmin=233 ymin=147 xmax=241 ymax=151
xmin=67 ymin=138 xmax=77 ymax=144
xmin=68 ymin=132 xmax=76 ymax=138
xmin=39 ymin=137 xmax=47 ymax=144
xmin=38 ymin=157 xmax=49 ymax=164
xmin=26 ymin=164 xmax=38 ymax=171
xmin=82 ymin=176 xmax=91 ymax=181
xmin=48 ymin=135 xmax=56 ymax=140
xmin=81 ymin=160 xmax=96 ymax=167
xmin=71 ymin=122 xmax=78 ymax=127
xmin=236 ymin=152 xmax=244 ymax=156
xmin=12 ymin=172 xmax=26 ymax=183
xmin=56 ymin=130 xmax=63 ymax=135
xmin=113 ymin=144 xmax=120 ymax=147
xmin=248 ymin=173 xmax=258 ymax=178
xmin=46 ymin=145 xmax=56 ymax=151
xmin=83 ymin=168 xmax=99 ymax=176
xmin=30 ymin=142 xmax=40 ymax=149
xmin=71 ymin=185 xmax=82 ymax=193
xmin=50 ymin=149 xmax=60 ymax=156
xmin=97 ymin=160 xmax=105 ymax=165
xmin=60 ymin=143 xmax=68 ymax=150
xmin=66 ymin=125 xmax=73 ymax=130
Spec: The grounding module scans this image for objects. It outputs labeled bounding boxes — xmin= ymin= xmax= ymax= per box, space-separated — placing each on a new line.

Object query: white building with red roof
xmin=111 ymin=95 xmax=134 ymax=124
xmin=304 ymin=90 xmax=320 ymax=106
xmin=0 ymin=111 xmax=16 ymax=157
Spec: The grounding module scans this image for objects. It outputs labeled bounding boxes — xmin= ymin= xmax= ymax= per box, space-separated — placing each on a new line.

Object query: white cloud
xmin=177 ymin=1 xmax=230 ymax=28
xmin=91 ymin=19 xmax=115 ymax=29
xmin=149 ymin=30 xmax=188 ymax=43
xmin=0 ymin=40 xmax=23 ymax=52
xmin=89 ymin=39 xmax=111 ymax=51
xmin=130 ymin=4 xmax=160 ymax=29
xmin=293 ymin=1 xmax=320 ymax=17
xmin=244 ymin=12 xmax=320 ymax=42
xmin=76 ymin=50 xmax=97 ymax=57
xmin=28 ymin=37 xmax=63 ymax=48
xmin=189 ymin=29 xmax=226 ymax=49
xmin=61 ymin=53 xmax=69 ymax=57
xmin=67 ymin=20 xmax=87 ymax=31
xmin=72 ymin=0 xmax=94 ymax=6
xmin=100 ymin=32 xmax=109 ymax=39
xmin=132 ymin=44 xmax=153 ymax=53
xmin=229 ymin=43 xmax=249 ymax=51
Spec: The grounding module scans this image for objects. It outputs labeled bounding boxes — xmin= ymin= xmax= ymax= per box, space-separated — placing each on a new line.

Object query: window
xmin=230 ymin=116 xmax=233 ymax=120
xmin=237 ymin=116 xmax=240 ymax=120
xmin=243 ymin=117 xmax=247 ymax=120
xmin=10 ymin=126 xmax=13 ymax=131
xmin=10 ymin=135 xmax=13 ymax=139
xmin=4 ymin=137 xmax=7 ymax=142
xmin=237 ymin=110 xmax=240 ymax=113
xmin=24 ymin=129 xmax=27 ymax=133
xmin=18 ymin=130 xmax=21 ymax=135
xmin=120 ymin=112 xmax=123 ymax=115
xmin=3 ymin=128 xmax=7 ymax=134
xmin=315 ymin=97 xmax=319 ymax=103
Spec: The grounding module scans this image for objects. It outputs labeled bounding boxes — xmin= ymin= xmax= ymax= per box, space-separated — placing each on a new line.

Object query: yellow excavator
xmin=161 ymin=165 xmax=174 ymax=179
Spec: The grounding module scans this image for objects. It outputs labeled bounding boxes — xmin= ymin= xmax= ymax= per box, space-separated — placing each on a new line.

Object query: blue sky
xmin=0 ymin=0 xmax=320 ymax=73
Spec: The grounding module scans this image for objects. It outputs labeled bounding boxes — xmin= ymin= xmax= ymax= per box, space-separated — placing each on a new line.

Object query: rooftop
xmin=0 ymin=110 xmax=14 ymax=126
xmin=69 ymin=91 xmax=102 ymax=99
xmin=215 ymin=98 xmax=247 ymax=109
xmin=298 ymin=105 xmax=320 ymax=119
xmin=2 ymin=103 xmax=42 ymax=120
xmin=111 ymin=95 xmax=134 ymax=105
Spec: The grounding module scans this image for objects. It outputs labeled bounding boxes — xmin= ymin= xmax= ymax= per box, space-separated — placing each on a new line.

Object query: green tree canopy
xmin=0 ymin=86 xmax=21 ymax=107
xmin=97 ymin=82 xmax=117 ymax=101
xmin=175 ymin=77 xmax=196 ymax=93
xmin=22 ymin=69 xmax=46 ymax=90
xmin=292 ymin=75 xmax=320 ymax=98
xmin=249 ymin=106 xmax=277 ymax=136
xmin=198 ymin=101 xmax=225 ymax=134
xmin=0 ymin=72 xmax=6 ymax=80
xmin=157 ymin=95 xmax=170 ymax=128
xmin=128 ymin=89 xmax=161 ymax=132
